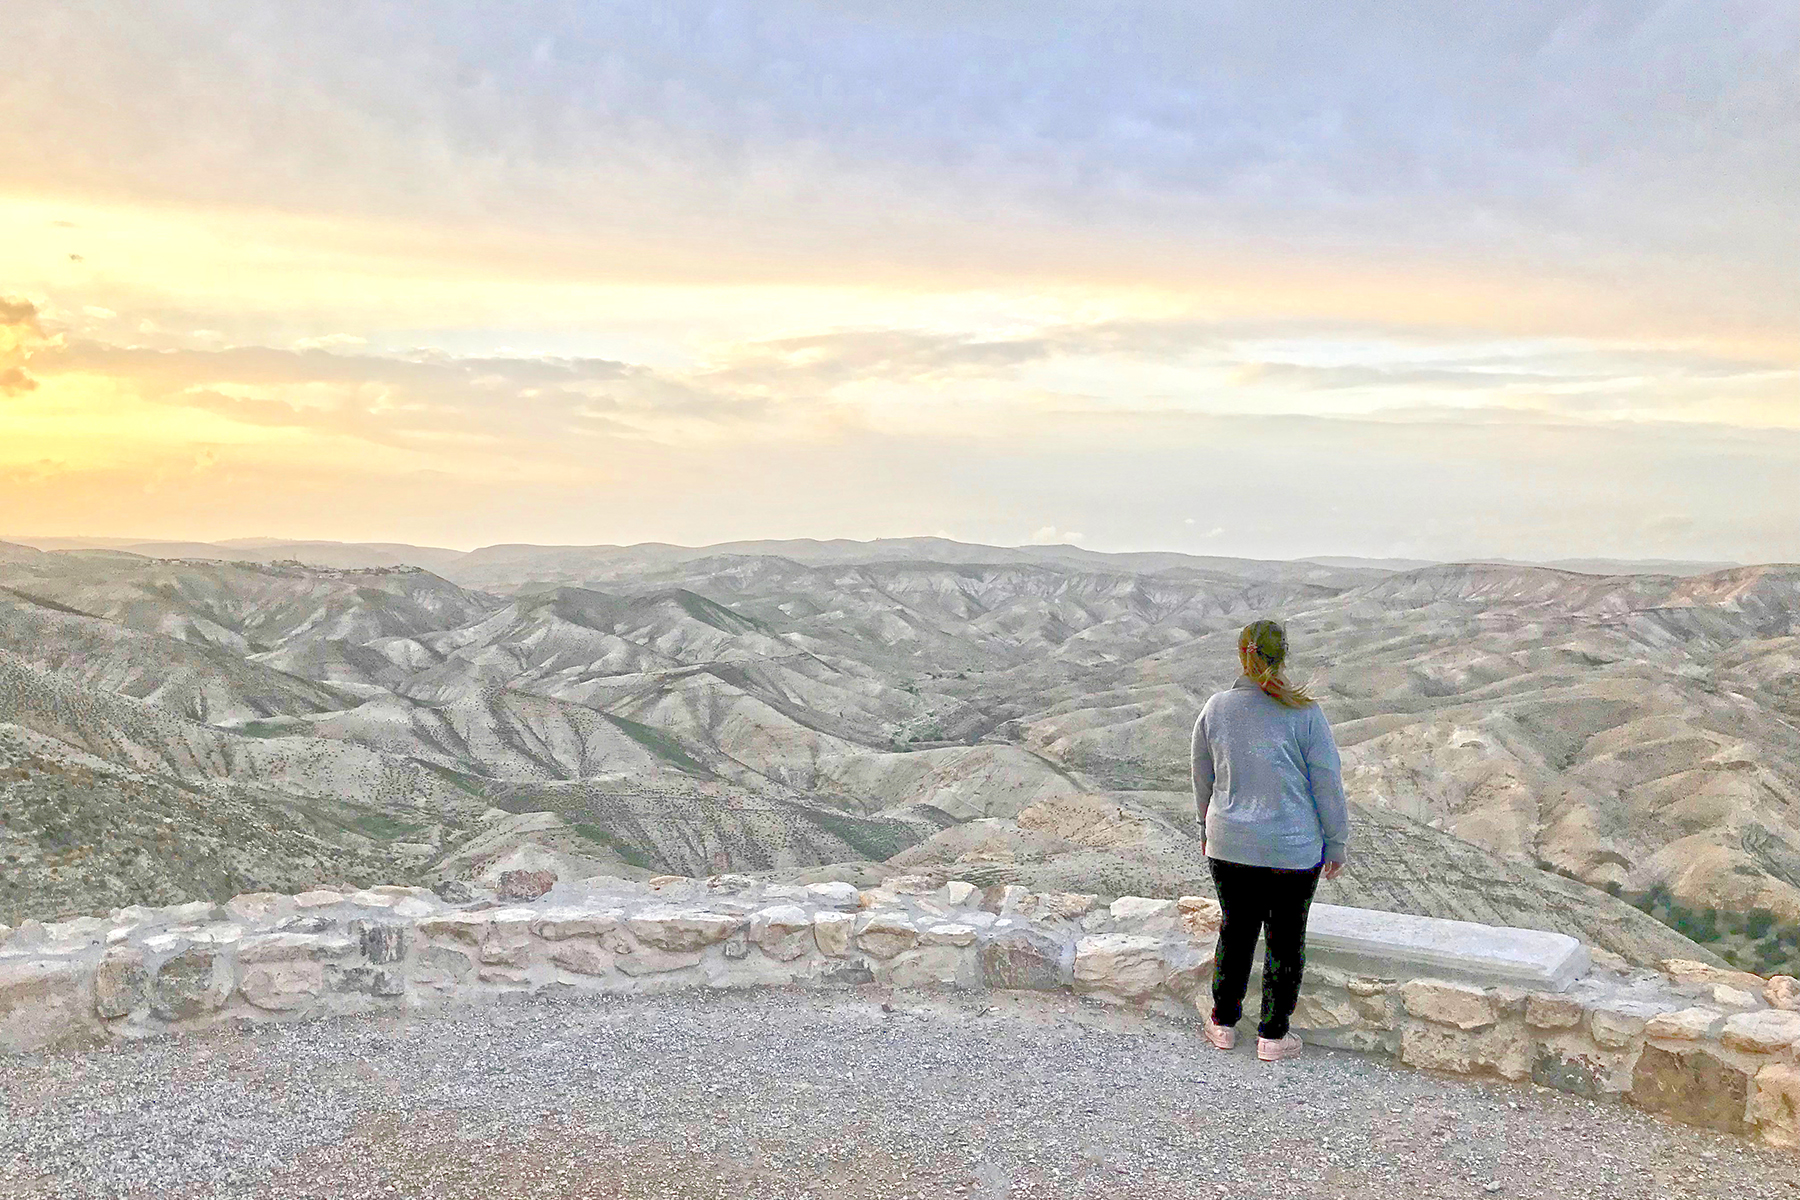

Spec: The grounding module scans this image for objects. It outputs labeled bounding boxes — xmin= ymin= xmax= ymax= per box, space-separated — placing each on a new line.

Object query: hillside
xmin=1 ymin=537 xmax=1794 ymax=973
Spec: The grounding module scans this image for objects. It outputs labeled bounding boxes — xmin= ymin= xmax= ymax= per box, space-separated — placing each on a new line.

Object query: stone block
xmin=549 ymin=942 xmax=614 ymax=977
xmin=226 ymin=893 xmax=296 ymax=925
xmin=1177 ymin=896 xmax=1223 ymax=936
xmin=240 ymin=962 xmax=324 ymax=1012
xmin=1401 ymin=980 xmax=1497 ymax=1030
xmin=1352 ymin=991 xmax=1399 ymax=1030
xmin=478 ymin=918 xmax=533 ymax=967
xmin=1074 ymin=935 xmax=1167 ymax=998
xmin=881 ymin=946 xmax=974 ymax=990
xmin=920 ymin=924 xmax=977 ymax=948
xmin=1160 ymin=940 xmax=1214 ymax=1003
xmin=94 ymin=948 xmax=148 ymax=1020
xmin=1309 ymin=905 xmax=1588 ymax=991
xmin=413 ymin=946 xmax=474 ymax=991
xmin=1524 ymin=993 xmax=1585 ymax=1030
xmin=1109 ymin=897 xmax=1178 ymax=934
xmin=1750 ymin=1063 xmax=1800 ymax=1149
xmin=417 ymin=913 xmax=490 ymax=946
xmin=979 ymin=885 xmax=1029 ymax=915
xmin=813 ymin=912 xmax=854 ymax=958
xmin=1346 ymin=976 xmax=1391 ymax=998
xmin=530 ymin=909 xmax=625 ymax=940
xmin=1766 ymin=976 xmax=1799 ymax=1012
xmin=1721 ymin=1010 xmax=1800 ymax=1055
xmin=0 ymin=958 xmax=87 ymax=1051
xmin=613 ymin=947 xmax=704 ymax=977
xmin=1531 ymin=1042 xmax=1636 ymax=1098
xmin=936 ymin=881 xmax=979 ymax=908
xmin=750 ymin=905 xmax=815 ymax=962
xmin=293 ymin=890 xmax=344 ymax=910
xmin=150 ymin=947 xmax=233 ymax=1021
xmin=1628 ymin=1045 xmax=1750 ymax=1133
xmin=804 ymin=882 xmax=860 ymax=910
xmin=352 ymin=920 xmax=410 ymax=965
xmin=328 ymin=965 xmax=406 ymax=997
xmin=1644 ymin=1007 xmax=1722 ymax=1042
xmin=496 ymin=869 xmax=556 ymax=901
xmin=1292 ymin=991 xmax=1361 ymax=1032
xmin=1026 ymin=892 xmax=1099 ymax=920
xmin=237 ymin=933 xmax=356 ymax=963
xmin=855 ymin=913 xmax=920 ymax=960
xmin=1589 ymin=1003 xmax=1659 ymax=1050
xmin=1714 ymin=984 xmax=1760 ymax=1008
xmin=980 ymin=927 xmax=1068 ymax=991
xmin=819 ymin=959 xmax=875 ymax=987
xmin=1401 ymin=1021 xmax=1527 ymax=1080
xmin=626 ymin=907 xmax=743 ymax=952
xmin=1658 ymin=959 xmax=1770 ymax=993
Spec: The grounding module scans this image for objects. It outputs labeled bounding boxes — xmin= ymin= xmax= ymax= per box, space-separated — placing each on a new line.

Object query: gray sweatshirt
xmin=1191 ymin=676 xmax=1351 ymax=869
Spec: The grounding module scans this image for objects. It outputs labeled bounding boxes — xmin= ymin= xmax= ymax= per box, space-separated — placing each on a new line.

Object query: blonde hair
xmin=1238 ymin=619 xmax=1315 ymax=708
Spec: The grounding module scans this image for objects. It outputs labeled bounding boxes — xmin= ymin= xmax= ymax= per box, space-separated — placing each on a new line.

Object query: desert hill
xmin=1 ymin=537 xmax=1793 ymax=973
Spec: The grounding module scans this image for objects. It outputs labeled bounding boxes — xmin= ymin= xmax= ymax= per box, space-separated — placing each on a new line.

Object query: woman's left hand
xmin=1322 ymin=860 xmax=1344 ymax=881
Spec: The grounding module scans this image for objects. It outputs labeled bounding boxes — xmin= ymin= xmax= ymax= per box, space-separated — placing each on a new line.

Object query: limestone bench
xmin=0 ymin=874 xmax=1794 ymax=1152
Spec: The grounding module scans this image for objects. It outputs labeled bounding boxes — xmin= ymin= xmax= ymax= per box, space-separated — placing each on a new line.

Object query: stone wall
xmin=3 ymin=874 xmax=1797 ymax=1152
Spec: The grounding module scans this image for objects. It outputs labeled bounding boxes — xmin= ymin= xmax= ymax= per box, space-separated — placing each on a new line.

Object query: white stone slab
xmin=1303 ymin=904 xmax=1590 ymax=992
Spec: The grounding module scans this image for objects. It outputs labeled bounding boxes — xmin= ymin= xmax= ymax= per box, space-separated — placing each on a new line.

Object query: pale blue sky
xmin=1 ymin=2 xmax=1795 ymax=558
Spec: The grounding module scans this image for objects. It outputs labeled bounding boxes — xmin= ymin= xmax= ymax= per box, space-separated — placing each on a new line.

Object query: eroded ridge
xmin=2 ymin=874 xmax=1797 ymax=1151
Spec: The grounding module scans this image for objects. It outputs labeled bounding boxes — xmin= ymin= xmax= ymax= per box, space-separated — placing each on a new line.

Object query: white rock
xmin=750 ymin=905 xmax=815 ymax=962
xmin=920 ymin=924 xmax=977 ymax=948
xmin=1074 ymin=935 xmax=1168 ymax=998
xmin=936 ymin=881 xmax=979 ymax=908
xmin=530 ymin=909 xmax=626 ymax=940
xmin=293 ymin=890 xmax=344 ymax=910
xmin=226 ymin=893 xmax=295 ymax=925
xmin=240 ymin=962 xmax=324 ymax=1011
xmin=1763 ymin=976 xmax=1799 ymax=1012
xmin=1751 ymin=1063 xmax=1800 ymax=1150
xmin=626 ymin=907 xmax=743 ymax=952
xmin=237 ymin=933 xmax=356 ymax=963
xmin=1400 ymin=979 xmax=1497 ymax=1030
xmin=855 ymin=912 xmax=920 ymax=960
xmin=1715 ymin=984 xmax=1761 ymax=1008
xmin=1721 ymin=1010 xmax=1800 ymax=1054
xmin=812 ymin=912 xmax=855 ymax=958
xmin=805 ymin=882 xmax=860 ymax=910
xmin=1108 ymin=897 xmax=1178 ymax=934
xmin=1644 ymin=1007 xmax=1722 ymax=1041
xmin=0 ymin=959 xmax=87 ymax=1051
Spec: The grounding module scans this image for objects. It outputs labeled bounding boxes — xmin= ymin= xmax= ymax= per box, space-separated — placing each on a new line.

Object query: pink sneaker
xmin=1202 ymin=1017 xmax=1237 ymax=1050
xmin=1257 ymin=1033 xmax=1304 ymax=1062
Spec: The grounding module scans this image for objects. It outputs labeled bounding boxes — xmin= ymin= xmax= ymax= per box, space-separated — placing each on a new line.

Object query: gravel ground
xmin=2 ymin=988 xmax=1795 ymax=1199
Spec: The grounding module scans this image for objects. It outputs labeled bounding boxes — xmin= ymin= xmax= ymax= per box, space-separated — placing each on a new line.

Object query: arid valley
xmin=4 ymin=535 xmax=1795 ymax=978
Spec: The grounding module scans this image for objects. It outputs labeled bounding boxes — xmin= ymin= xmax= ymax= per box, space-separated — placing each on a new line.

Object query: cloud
xmin=1028 ymin=525 xmax=1084 ymax=545
xmin=0 ymin=296 xmax=46 ymax=396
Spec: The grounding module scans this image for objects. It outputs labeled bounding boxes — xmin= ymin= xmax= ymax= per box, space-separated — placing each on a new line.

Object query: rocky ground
xmin=2 ymin=990 xmax=1795 ymax=1200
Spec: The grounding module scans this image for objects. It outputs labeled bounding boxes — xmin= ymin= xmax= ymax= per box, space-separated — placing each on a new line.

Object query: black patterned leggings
xmin=1207 ymin=856 xmax=1323 ymax=1040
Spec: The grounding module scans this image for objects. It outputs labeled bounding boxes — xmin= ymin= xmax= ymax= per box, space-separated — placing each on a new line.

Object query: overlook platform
xmin=3 ymin=990 xmax=1794 ymax=1200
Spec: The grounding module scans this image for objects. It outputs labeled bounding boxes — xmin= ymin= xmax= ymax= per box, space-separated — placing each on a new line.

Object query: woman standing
xmin=1191 ymin=619 xmax=1349 ymax=1062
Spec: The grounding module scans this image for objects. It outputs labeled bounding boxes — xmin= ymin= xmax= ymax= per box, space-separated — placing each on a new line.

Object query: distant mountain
xmin=2 ymin=538 xmax=1794 ymax=973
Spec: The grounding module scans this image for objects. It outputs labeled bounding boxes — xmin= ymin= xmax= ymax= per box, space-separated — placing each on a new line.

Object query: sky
xmin=2 ymin=1 xmax=1795 ymax=561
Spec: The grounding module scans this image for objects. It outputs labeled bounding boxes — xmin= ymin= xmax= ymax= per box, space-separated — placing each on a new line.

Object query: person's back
xmin=1192 ymin=681 xmax=1348 ymax=871
xmin=1190 ymin=619 xmax=1350 ymax=1063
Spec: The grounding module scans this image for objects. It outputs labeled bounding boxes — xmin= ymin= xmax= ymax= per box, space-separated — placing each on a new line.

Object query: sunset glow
xmin=3 ymin=3 xmax=1794 ymax=559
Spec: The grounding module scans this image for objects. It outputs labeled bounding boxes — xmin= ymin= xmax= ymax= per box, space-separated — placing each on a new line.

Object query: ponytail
xmin=1239 ymin=619 xmax=1315 ymax=708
